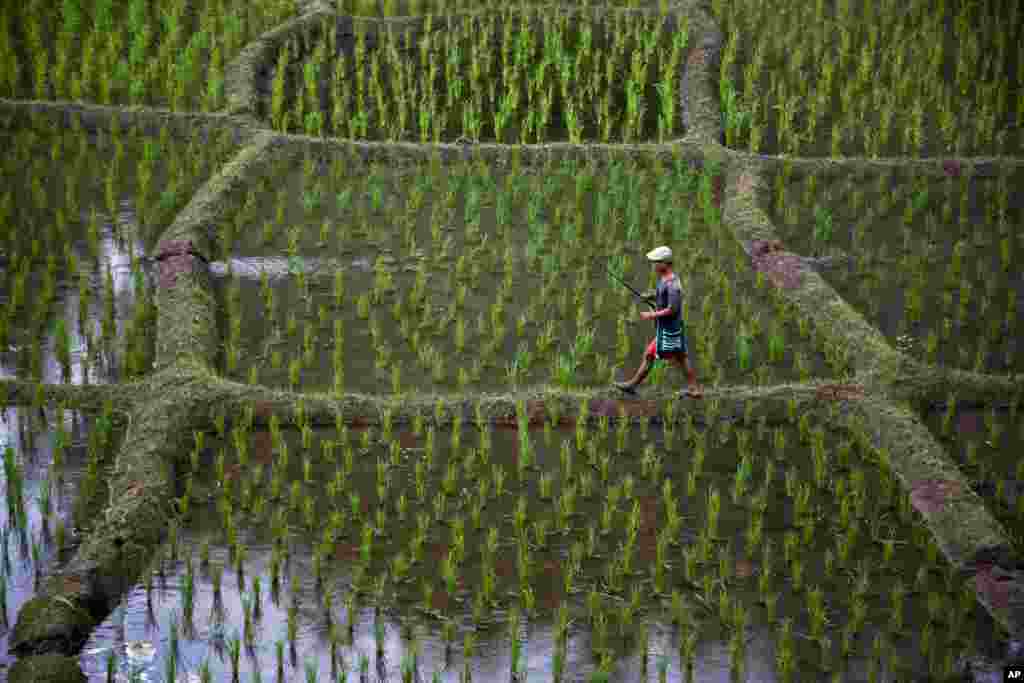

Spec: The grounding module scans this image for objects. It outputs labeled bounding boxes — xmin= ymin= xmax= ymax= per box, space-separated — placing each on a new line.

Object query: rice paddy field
xmin=333 ymin=0 xmax=678 ymax=15
xmin=266 ymin=6 xmax=690 ymax=143
xmin=713 ymin=0 xmax=1024 ymax=157
xmin=0 ymin=115 xmax=243 ymax=385
xmin=0 ymin=0 xmax=298 ymax=110
xmin=212 ymin=148 xmax=839 ymax=397
xmin=758 ymin=161 xmax=1024 ymax=376
xmin=918 ymin=402 xmax=1024 ymax=553
xmin=0 ymin=408 xmax=126 ymax=673
xmin=1 ymin=0 xmax=1023 ymax=679
xmin=74 ymin=413 xmax=994 ymax=682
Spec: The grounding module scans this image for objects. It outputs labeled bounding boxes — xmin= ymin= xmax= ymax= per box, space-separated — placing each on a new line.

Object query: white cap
xmin=646 ymin=246 xmax=673 ymax=262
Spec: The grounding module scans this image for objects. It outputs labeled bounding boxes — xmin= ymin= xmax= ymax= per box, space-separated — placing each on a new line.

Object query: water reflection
xmin=74 ymin=418 xmax=924 ymax=683
xmin=81 ymin=533 xmax=710 ymax=682
xmin=208 ymin=256 xmax=372 ymax=281
xmin=0 ymin=203 xmax=146 ymax=385
xmin=78 ymin=532 xmax=895 ymax=683
xmin=0 ymin=407 xmax=96 ymax=674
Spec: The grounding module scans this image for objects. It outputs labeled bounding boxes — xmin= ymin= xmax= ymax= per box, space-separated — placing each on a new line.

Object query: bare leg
xmin=672 ymin=354 xmax=703 ymax=396
xmin=614 ymin=353 xmax=654 ymax=395
xmin=624 ymin=355 xmax=653 ymax=388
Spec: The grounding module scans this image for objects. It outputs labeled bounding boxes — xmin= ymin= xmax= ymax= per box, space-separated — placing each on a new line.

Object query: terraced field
xmin=0 ymin=0 xmax=1022 ymax=681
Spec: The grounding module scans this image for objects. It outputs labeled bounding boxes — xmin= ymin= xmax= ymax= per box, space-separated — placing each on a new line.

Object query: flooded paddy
xmin=73 ymin=412 xmax=997 ymax=681
xmin=0 ymin=115 xmax=242 ymax=384
xmin=918 ymin=401 xmax=1024 ymax=552
xmin=0 ymin=407 xmax=126 ymax=677
xmin=266 ymin=7 xmax=688 ymax=143
xmin=0 ymin=3 xmax=1020 ymax=675
xmin=332 ymin=0 xmax=678 ymax=16
xmin=0 ymin=0 xmax=298 ymax=111
xmin=713 ymin=0 xmax=1022 ymax=157
xmin=213 ymin=148 xmax=839 ymax=397
xmin=759 ymin=162 xmax=1024 ymax=376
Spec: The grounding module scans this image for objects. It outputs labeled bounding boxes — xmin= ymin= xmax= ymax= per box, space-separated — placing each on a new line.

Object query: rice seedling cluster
xmin=335 ymin=0 xmax=678 ymax=18
xmin=762 ymin=162 xmax=1024 ymax=374
xmin=267 ymin=5 xmax=689 ymax=143
xmin=0 ymin=0 xmax=298 ymax=110
xmin=218 ymin=146 xmax=842 ymax=397
xmin=79 ymin=398 xmax=995 ymax=681
xmin=712 ymin=0 xmax=1024 ymax=156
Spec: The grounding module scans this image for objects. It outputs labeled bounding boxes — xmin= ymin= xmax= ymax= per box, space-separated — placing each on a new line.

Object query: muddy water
xmin=76 ymin=416 xmax=996 ymax=682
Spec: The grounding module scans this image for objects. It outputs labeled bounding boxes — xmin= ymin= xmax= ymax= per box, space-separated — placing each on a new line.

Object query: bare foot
xmin=614 ymin=382 xmax=638 ymax=395
xmin=681 ymin=386 xmax=704 ymax=399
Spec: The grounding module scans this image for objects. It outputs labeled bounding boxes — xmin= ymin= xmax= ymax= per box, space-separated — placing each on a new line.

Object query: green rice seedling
xmin=3 ymin=446 xmax=22 ymax=507
xmin=561 ymin=438 xmax=577 ymax=481
xmin=102 ymin=648 xmax=119 ymax=683
xmin=490 ymin=462 xmax=508 ymax=498
xmin=531 ymin=516 xmax=551 ymax=550
xmin=883 ymin=578 xmax=899 ymax=634
xmin=517 ymin=425 xmax=536 ymax=475
xmin=703 ymin=484 xmax=723 ymax=540
xmin=536 ymin=468 xmax=557 ymax=501
xmin=0 ymin=566 xmax=9 ymax=626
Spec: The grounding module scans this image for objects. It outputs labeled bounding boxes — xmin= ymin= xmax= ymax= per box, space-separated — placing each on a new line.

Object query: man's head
xmin=646 ymin=245 xmax=673 ymax=276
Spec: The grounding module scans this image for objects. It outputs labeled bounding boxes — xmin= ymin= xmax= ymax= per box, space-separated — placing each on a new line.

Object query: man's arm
xmin=653 ymin=282 xmax=682 ymax=318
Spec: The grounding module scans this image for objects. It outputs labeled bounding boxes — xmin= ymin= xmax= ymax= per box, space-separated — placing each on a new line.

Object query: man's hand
xmin=640 ymin=310 xmax=656 ymax=321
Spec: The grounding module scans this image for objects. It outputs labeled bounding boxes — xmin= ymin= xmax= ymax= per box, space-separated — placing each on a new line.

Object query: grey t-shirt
xmin=654 ymin=273 xmax=684 ymax=354
xmin=655 ymin=273 xmax=683 ymax=333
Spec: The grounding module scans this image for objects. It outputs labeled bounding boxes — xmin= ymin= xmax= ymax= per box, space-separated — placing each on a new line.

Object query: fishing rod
xmin=598 ymin=261 xmax=657 ymax=311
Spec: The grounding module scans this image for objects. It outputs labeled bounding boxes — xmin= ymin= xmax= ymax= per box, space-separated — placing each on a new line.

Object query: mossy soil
xmin=7 ymin=654 xmax=87 ymax=683
xmin=757 ymin=163 xmax=1024 ymax=376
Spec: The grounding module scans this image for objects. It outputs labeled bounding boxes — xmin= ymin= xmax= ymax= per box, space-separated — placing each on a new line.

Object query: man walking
xmin=614 ymin=246 xmax=704 ymax=398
